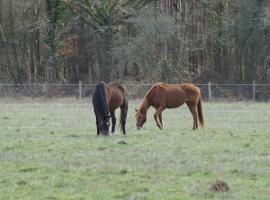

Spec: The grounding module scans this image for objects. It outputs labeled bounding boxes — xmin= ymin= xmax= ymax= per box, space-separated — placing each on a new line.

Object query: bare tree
xmin=62 ymin=0 xmax=156 ymax=82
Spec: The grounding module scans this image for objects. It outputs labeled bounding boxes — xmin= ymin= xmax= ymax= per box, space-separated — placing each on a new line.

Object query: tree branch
xmin=198 ymin=0 xmax=222 ymax=16
xmin=0 ymin=24 xmax=6 ymax=42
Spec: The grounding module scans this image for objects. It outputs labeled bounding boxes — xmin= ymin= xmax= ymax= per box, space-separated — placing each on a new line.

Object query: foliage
xmin=45 ymin=0 xmax=66 ymax=83
xmin=113 ymin=7 xmax=178 ymax=81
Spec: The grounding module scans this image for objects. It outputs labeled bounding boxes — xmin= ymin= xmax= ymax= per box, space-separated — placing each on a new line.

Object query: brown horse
xmin=92 ymin=81 xmax=128 ymax=135
xmin=135 ymin=82 xmax=205 ymax=130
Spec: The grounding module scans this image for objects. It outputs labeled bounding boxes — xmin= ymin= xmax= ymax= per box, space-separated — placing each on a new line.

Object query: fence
xmin=0 ymin=82 xmax=269 ymax=101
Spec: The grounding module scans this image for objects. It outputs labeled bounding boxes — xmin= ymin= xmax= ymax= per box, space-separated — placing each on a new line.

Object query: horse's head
xmin=99 ymin=115 xmax=111 ymax=135
xmin=135 ymin=108 xmax=146 ymax=129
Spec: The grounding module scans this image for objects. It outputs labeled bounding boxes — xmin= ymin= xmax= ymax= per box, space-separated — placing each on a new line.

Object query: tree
xmin=61 ymin=0 xmax=156 ymax=82
xmin=45 ymin=0 xmax=65 ymax=83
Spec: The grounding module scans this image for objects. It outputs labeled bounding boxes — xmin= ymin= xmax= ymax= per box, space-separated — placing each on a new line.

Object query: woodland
xmin=0 ymin=0 xmax=270 ymax=84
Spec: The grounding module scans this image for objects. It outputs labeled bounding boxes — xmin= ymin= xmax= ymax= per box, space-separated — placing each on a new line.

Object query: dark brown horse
xmin=135 ymin=82 xmax=205 ymax=130
xmin=92 ymin=81 xmax=128 ymax=135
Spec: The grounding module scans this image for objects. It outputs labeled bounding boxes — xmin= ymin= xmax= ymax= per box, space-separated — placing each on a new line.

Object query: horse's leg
xmin=154 ymin=107 xmax=165 ymax=130
xmin=186 ymin=102 xmax=198 ymax=130
xmin=111 ymin=111 xmax=116 ymax=134
xmin=120 ymin=98 xmax=128 ymax=135
xmin=154 ymin=112 xmax=161 ymax=129
xmin=94 ymin=110 xmax=100 ymax=135
xmin=158 ymin=110 xmax=164 ymax=129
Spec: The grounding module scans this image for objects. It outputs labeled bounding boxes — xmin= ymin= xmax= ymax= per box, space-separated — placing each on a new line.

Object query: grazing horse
xmin=135 ymin=82 xmax=205 ymax=130
xmin=92 ymin=81 xmax=128 ymax=135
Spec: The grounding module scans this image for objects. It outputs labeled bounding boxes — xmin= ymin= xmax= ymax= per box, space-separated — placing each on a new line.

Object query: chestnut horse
xmin=92 ymin=81 xmax=128 ymax=135
xmin=135 ymin=82 xmax=205 ymax=130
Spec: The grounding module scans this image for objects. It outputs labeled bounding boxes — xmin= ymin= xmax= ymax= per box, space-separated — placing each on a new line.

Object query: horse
xmin=92 ymin=81 xmax=128 ymax=136
xmin=135 ymin=82 xmax=205 ymax=130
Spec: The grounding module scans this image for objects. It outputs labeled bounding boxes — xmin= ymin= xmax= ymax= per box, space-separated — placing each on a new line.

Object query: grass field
xmin=0 ymin=98 xmax=270 ymax=200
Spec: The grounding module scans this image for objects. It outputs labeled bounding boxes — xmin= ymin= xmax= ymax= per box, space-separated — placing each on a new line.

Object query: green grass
xmin=0 ymin=98 xmax=270 ymax=200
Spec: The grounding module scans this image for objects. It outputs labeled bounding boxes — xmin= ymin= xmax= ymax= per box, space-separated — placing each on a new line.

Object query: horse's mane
xmin=145 ymin=82 xmax=165 ymax=99
xmin=92 ymin=81 xmax=110 ymax=117
xmin=137 ymin=82 xmax=165 ymax=113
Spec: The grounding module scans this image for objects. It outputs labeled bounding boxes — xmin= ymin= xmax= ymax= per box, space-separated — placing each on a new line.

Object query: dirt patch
xmin=97 ymin=146 xmax=109 ymax=151
xmin=119 ymin=169 xmax=128 ymax=175
xmin=135 ymin=187 xmax=149 ymax=193
xmin=19 ymin=167 xmax=38 ymax=173
xmin=210 ymin=179 xmax=229 ymax=192
xmin=17 ymin=180 xmax=27 ymax=186
xmin=66 ymin=134 xmax=81 ymax=138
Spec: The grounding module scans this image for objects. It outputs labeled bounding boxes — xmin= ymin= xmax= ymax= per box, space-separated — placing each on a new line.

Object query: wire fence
xmin=0 ymin=82 xmax=270 ymax=101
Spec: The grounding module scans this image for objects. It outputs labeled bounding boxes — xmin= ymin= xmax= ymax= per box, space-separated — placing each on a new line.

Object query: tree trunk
xmin=33 ymin=1 xmax=41 ymax=82
xmin=45 ymin=0 xmax=57 ymax=85
xmin=101 ymin=27 xmax=113 ymax=82
xmin=9 ymin=0 xmax=21 ymax=83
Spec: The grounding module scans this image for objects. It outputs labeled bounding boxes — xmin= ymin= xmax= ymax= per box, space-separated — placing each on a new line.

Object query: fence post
xmin=208 ymin=82 xmax=212 ymax=101
xmin=79 ymin=80 xmax=82 ymax=99
xmin=44 ymin=83 xmax=48 ymax=97
xmin=252 ymin=80 xmax=256 ymax=102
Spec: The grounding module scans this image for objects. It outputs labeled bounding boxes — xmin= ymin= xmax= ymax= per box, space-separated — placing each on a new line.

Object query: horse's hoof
xmin=159 ymin=126 xmax=163 ymax=130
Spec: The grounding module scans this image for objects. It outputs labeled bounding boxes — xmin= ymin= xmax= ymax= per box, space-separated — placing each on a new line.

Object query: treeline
xmin=0 ymin=0 xmax=270 ymax=84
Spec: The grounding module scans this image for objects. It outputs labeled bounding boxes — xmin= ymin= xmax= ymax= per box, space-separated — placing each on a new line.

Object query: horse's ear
xmin=135 ymin=108 xmax=138 ymax=112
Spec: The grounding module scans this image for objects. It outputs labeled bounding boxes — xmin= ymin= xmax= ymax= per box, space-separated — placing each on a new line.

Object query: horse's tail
xmin=120 ymin=97 xmax=128 ymax=134
xmin=197 ymin=96 xmax=205 ymax=128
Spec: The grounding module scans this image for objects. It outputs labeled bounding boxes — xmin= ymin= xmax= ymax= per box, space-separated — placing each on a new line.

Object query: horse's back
xmin=108 ymin=83 xmax=126 ymax=94
xmin=146 ymin=83 xmax=184 ymax=108
xmin=147 ymin=83 xmax=201 ymax=108
xmin=163 ymin=84 xmax=188 ymax=108
xmin=107 ymin=83 xmax=127 ymax=111
xmin=180 ymin=83 xmax=201 ymax=101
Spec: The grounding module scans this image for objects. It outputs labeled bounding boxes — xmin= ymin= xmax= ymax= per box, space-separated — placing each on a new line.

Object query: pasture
xmin=0 ymin=99 xmax=270 ymax=200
